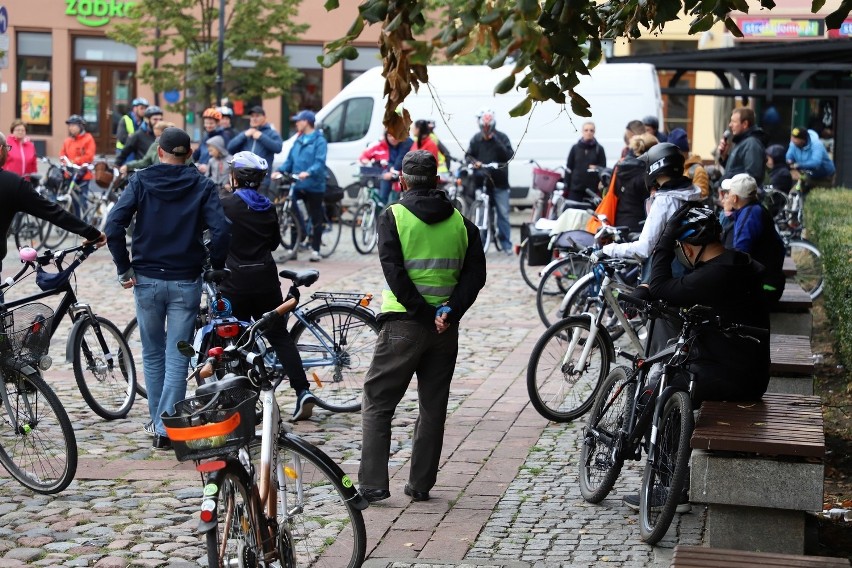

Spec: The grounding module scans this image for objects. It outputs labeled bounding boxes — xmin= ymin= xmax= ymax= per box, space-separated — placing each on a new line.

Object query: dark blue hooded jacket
xmin=105 ymin=163 xmax=231 ymax=280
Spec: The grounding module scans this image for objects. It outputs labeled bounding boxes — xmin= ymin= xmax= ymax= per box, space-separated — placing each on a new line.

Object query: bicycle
xmin=578 ymin=295 xmax=767 ymax=544
xmin=460 ymin=162 xmax=508 ymax=253
xmin=527 ymin=256 xmax=645 ymax=423
xmin=1 ymin=244 xmax=137 ymax=421
xmin=351 ymin=164 xmax=388 ymax=255
xmin=0 ymin=295 xmax=78 ymax=494
xmin=163 ymin=296 xmax=368 ymax=567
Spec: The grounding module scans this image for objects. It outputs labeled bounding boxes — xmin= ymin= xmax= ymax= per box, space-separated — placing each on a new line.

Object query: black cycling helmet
xmin=229 ymin=151 xmax=268 ymax=188
xmin=144 ymin=105 xmax=163 ymax=118
xmin=643 ymin=142 xmax=685 ymax=186
xmin=65 ymin=114 xmax=86 ymax=127
xmin=675 ymin=205 xmax=722 ymax=245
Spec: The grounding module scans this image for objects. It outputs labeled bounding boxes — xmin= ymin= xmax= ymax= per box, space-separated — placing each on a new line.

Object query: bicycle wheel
xmin=290 ymin=305 xmax=379 ymax=413
xmin=527 ymin=315 xmax=612 ymax=422
xmin=205 ymin=466 xmax=263 ymax=568
xmin=278 ymin=205 xmax=303 ymax=252
xmin=469 ymin=199 xmax=490 ymax=252
xmin=42 ymin=194 xmax=74 ymax=249
xmin=788 ymin=238 xmax=824 ymax=300
xmin=256 ymin=434 xmax=367 ymax=568
xmin=536 ymin=256 xmax=591 ymax=328
xmin=352 ymin=203 xmax=379 ymax=254
xmin=13 ymin=213 xmax=46 ymax=251
xmin=121 ymin=318 xmax=147 ymax=399
xmin=319 ymin=205 xmax=343 ymax=258
xmin=451 ymin=195 xmax=466 ymax=217
xmin=71 ymin=316 xmax=137 ymax=420
xmin=639 ymin=390 xmax=693 ymax=545
xmin=560 ymin=273 xmax=642 ymax=346
xmin=579 ymin=366 xmax=634 ymax=503
xmin=0 ymin=369 xmax=78 ymax=494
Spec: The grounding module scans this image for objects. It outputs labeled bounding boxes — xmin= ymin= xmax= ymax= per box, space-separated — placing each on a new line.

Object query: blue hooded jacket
xmin=785 ymin=129 xmax=835 ymax=179
xmin=278 ymin=130 xmax=328 ymax=194
xmin=227 ymin=123 xmax=284 ymax=186
xmin=105 ymin=164 xmax=231 ymax=280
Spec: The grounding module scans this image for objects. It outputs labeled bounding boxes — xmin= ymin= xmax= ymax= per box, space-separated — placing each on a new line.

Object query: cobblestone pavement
xmin=0 ymin=214 xmax=705 ymax=567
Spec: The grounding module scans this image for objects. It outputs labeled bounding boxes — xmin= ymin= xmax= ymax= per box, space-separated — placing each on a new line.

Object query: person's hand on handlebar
xmin=590 ymin=250 xmax=609 ymax=264
xmin=631 ymin=284 xmax=653 ymax=302
xmin=297 ymin=171 xmax=309 ymax=180
xmin=83 ymin=232 xmax=107 ymax=249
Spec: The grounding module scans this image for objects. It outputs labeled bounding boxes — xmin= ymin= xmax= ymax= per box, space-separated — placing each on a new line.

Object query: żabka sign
xmin=65 ymin=0 xmax=134 ymax=27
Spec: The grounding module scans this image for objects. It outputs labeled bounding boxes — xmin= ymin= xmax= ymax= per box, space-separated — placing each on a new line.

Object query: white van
xmin=274 ymin=63 xmax=662 ymax=206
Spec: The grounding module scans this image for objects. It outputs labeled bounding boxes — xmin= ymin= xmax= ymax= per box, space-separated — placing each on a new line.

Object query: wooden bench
xmin=768 ymin=334 xmax=815 ymax=395
xmin=783 ymin=256 xmax=798 ymax=278
xmin=690 ymin=393 xmax=825 ymax=554
xmin=771 ymin=284 xmax=813 ymax=336
xmin=671 ymin=545 xmax=850 ymax=567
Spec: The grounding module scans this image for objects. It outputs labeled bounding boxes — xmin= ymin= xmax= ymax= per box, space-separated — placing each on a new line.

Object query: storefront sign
xmin=65 ymin=0 xmax=134 ymax=28
xmin=82 ymin=76 xmax=99 ymax=123
xmin=737 ymin=18 xmax=824 ymax=39
xmin=21 ymin=80 xmax=50 ymax=125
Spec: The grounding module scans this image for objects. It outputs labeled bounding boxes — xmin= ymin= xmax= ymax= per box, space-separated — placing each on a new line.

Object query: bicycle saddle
xmin=278 ymin=269 xmax=319 ymax=288
xmin=195 ymin=374 xmax=255 ymax=398
xmin=203 ymin=269 xmax=230 ymax=283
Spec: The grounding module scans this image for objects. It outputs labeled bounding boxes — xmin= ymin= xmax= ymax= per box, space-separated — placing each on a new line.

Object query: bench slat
xmin=672 ymin=545 xmax=850 ymax=567
xmin=783 ymin=256 xmax=798 ymax=277
xmin=691 ymin=394 xmax=825 ymax=458
xmin=770 ymin=334 xmax=814 ymax=376
xmin=776 ymin=285 xmax=813 ymax=312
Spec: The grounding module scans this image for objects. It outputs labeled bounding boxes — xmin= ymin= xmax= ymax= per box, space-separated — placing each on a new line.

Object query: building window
xmin=17 ymin=32 xmax=52 ymax=136
xmin=630 ymin=40 xmax=697 ymax=138
xmin=343 ymin=47 xmax=381 ymax=87
xmin=283 ymin=44 xmax=324 ymax=136
xmin=74 ymin=37 xmax=137 ymax=63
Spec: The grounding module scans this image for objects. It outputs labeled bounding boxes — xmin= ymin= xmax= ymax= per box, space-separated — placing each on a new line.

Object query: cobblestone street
xmin=0 ymin=219 xmax=705 ymax=566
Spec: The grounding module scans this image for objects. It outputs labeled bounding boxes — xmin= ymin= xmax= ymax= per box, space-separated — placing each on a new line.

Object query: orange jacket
xmin=61 ymin=132 xmax=96 ymax=181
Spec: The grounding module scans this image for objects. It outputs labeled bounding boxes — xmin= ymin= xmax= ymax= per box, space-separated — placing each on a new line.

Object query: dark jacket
xmin=723 ymin=202 xmax=786 ymax=303
xmin=768 ymin=165 xmax=794 ymax=194
xmin=466 ymin=130 xmax=513 ymax=188
xmin=649 ymin=232 xmax=770 ymax=402
xmin=192 ymin=126 xmax=227 ymax=166
xmin=566 ymin=138 xmax=606 ymax=200
xmin=219 ymin=190 xmax=281 ymax=294
xmin=613 ymin=157 xmax=649 ymax=233
xmin=227 ymin=124 xmax=284 ymax=186
xmin=377 ymin=186 xmax=487 ymax=326
xmin=722 ymin=126 xmax=768 ymax=184
xmin=115 ymin=125 xmax=156 ymax=167
xmin=0 ymin=171 xmax=100 ymax=272
xmin=105 ymin=163 xmax=230 ymax=280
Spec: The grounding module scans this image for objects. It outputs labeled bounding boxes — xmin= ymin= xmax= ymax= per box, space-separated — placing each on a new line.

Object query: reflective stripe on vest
xmin=115 ymin=114 xmax=136 ymax=150
xmin=382 ymin=204 xmax=468 ymax=314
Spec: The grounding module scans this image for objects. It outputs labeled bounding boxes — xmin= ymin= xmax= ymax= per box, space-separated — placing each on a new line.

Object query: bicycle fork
xmin=65 ymin=304 xmax=115 ymax=373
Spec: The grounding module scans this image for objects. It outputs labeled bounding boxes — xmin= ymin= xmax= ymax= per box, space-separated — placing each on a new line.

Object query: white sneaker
xmin=279 ymin=248 xmax=297 ymax=262
xmin=309 ymin=250 xmax=321 ymax=262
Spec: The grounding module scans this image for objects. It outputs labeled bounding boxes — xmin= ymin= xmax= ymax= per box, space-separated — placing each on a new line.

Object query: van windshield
xmin=321 ymin=97 xmax=373 ymax=143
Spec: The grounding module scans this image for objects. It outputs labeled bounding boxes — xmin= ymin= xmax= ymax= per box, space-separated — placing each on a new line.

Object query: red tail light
xmin=216 ymin=324 xmax=239 ymax=338
xmin=207 ymin=347 xmax=224 ymax=358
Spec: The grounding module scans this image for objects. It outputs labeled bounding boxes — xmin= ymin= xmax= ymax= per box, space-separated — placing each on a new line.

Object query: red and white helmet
xmin=477 ymin=108 xmax=496 ymax=136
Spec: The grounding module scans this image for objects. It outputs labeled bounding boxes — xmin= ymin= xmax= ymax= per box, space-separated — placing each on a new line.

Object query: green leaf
xmin=481 ymin=8 xmax=503 ymax=24
xmin=760 ymin=0 xmax=776 ymax=8
xmin=825 ymin=0 xmax=852 ymax=28
xmin=385 ymin=11 xmax=404 ymax=33
xmin=487 ymin=47 xmax=509 ymax=69
xmin=518 ymin=0 xmax=542 ymax=19
xmin=346 ymin=16 xmax=365 ymax=37
xmin=689 ymin=13 xmax=716 ymax=34
xmin=811 ymin=0 xmax=825 ymax=11
xmin=724 ymin=17 xmax=744 ymax=38
xmin=494 ymin=74 xmax=516 ymax=94
xmin=324 ymin=0 xmax=340 ymax=9
xmin=446 ymin=37 xmax=469 ymax=57
xmin=570 ymin=92 xmax=591 ymax=117
xmin=509 ymin=96 xmax=533 ymax=117
xmin=360 ymin=0 xmax=389 ymax=24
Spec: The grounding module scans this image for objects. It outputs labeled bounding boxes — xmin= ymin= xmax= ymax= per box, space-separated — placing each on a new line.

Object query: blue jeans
xmin=492 ymin=187 xmax=512 ymax=250
xmin=134 ymin=274 xmax=202 ymax=436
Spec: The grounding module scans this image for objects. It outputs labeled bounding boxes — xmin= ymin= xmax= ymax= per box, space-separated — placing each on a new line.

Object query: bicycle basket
xmin=93 ymin=161 xmax=114 ymax=189
xmin=532 ymin=167 xmax=561 ymax=195
xmin=44 ymin=165 xmax=64 ymax=192
xmin=0 ymin=303 xmax=54 ymax=371
xmin=162 ymin=385 xmax=258 ymax=462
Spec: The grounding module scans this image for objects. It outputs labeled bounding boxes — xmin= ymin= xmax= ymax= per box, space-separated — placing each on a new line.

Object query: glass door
xmin=73 ymin=63 xmax=136 ymax=155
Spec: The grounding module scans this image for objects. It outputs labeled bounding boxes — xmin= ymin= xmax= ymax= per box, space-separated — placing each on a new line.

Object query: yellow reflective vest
xmin=116 ymin=114 xmax=136 ymax=151
xmin=381 ymin=204 xmax=468 ymax=313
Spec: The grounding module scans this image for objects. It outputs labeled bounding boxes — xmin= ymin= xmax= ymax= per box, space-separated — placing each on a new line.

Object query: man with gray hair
xmin=358 ymin=150 xmax=486 ymax=504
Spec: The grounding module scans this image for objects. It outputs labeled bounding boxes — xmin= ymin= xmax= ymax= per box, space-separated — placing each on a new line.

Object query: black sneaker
xmin=623 ymin=490 xmax=690 ymax=513
xmin=143 ymin=421 xmax=155 ymax=437
xmin=292 ymin=390 xmax=317 ymax=421
xmin=358 ymin=487 xmax=390 ymax=503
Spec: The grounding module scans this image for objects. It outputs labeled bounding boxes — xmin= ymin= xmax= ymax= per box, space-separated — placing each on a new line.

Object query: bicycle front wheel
xmin=639 ymin=390 xmax=693 ymax=544
xmin=71 ymin=316 xmax=137 ymax=420
xmin=788 ymin=238 xmax=824 ymax=300
xmin=352 ymin=203 xmax=379 ymax=254
xmin=257 ymin=435 xmax=367 ymax=568
xmin=469 ymin=200 xmax=490 ymax=252
xmin=121 ymin=317 xmax=147 ymax=399
xmin=527 ymin=315 xmax=612 ymax=422
xmin=205 ymin=467 xmax=263 ymax=568
xmin=0 ymin=370 xmax=78 ymax=494
xmin=579 ymin=366 xmax=634 ymax=503
xmin=536 ymin=255 xmax=591 ymax=328
xmin=291 ymin=305 xmax=379 ymax=412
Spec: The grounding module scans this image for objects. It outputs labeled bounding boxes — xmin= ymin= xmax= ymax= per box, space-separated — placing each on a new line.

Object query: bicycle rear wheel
xmin=639 ymin=390 xmax=693 ymax=544
xmin=536 ymin=255 xmax=591 ymax=328
xmin=788 ymin=238 xmax=823 ymax=300
xmin=527 ymin=316 xmax=612 ymax=422
xmin=352 ymin=203 xmax=379 ymax=254
xmin=0 ymin=370 xmax=78 ymax=494
xmin=319 ymin=205 xmax=343 ymax=258
xmin=278 ymin=205 xmax=303 ymax=252
xmin=71 ymin=316 xmax=137 ymax=420
xmin=205 ymin=466 xmax=263 ymax=568
xmin=253 ymin=434 xmax=367 ymax=568
xmin=121 ymin=318 xmax=147 ymax=399
xmin=290 ymin=305 xmax=379 ymax=412
xmin=13 ymin=213 xmax=47 ymax=251
xmin=42 ymin=194 xmax=74 ymax=249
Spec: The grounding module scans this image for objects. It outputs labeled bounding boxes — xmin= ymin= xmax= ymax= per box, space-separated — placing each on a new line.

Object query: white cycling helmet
xmin=229 ymin=151 xmax=268 ymax=188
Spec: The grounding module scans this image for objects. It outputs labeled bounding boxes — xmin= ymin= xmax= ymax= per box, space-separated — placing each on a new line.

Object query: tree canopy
xmin=109 ymin=0 xmax=306 ymax=115
xmin=322 ymin=0 xmax=851 ymax=139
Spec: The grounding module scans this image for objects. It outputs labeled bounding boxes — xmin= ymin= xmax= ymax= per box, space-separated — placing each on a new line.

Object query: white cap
xmin=720 ymin=173 xmax=758 ymax=198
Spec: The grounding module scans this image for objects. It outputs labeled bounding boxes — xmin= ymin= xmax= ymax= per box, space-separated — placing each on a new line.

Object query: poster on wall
xmin=82 ymin=76 xmax=99 ymax=124
xmin=20 ymin=81 xmax=51 ymax=125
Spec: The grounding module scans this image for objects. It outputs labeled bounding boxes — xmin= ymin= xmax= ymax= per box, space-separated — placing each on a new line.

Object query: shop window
xmin=74 ymin=37 xmax=137 ymax=63
xmin=343 ymin=47 xmax=381 ymax=86
xmin=320 ymin=97 xmax=373 ymax=143
xmin=16 ymin=32 xmax=52 ymax=136
xmin=283 ymin=45 xmax=324 ymax=136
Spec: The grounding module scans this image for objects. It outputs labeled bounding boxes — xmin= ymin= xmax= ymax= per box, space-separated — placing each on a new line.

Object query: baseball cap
xmin=668 ymin=128 xmax=689 ymax=153
xmin=248 ymin=105 xmax=265 ymax=115
xmin=158 ymin=127 xmax=192 ymax=156
xmin=720 ymin=173 xmax=758 ymax=198
xmin=291 ymin=110 xmax=316 ymax=125
xmin=402 ymin=150 xmax=438 ymax=177
xmin=791 ymin=127 xmax=808 ymax=141
xmin=642 ymin=115 xmax=659 ymax=129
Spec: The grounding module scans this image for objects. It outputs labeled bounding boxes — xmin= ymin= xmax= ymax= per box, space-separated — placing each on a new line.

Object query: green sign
xmin=65 ymin=0 xmax=135 ymax=27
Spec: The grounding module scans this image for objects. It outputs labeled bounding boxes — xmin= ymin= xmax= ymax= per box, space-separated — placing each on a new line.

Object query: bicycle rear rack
xmin=310 ymin=291 xmax=373 ymax=307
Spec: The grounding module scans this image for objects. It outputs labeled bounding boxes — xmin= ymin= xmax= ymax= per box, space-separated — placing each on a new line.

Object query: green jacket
xmin=125 ymin=136 xmax=160 ymax=171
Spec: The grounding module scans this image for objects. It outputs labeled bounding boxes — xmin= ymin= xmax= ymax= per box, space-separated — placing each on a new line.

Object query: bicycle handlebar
xmin=619 ymin=294 xmax=769 ymax=338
